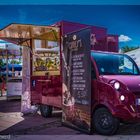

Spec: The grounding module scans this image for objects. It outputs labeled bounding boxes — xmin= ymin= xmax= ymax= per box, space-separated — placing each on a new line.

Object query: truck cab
xmin=91 ymin=51 xmax=140 ymax=135
xmin=36 ymin=49 xmax=140 ymax=135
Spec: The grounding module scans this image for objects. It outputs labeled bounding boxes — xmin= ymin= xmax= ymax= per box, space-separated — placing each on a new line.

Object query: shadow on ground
xmin=0 ymin=98 xmax=81 ymax=135
xmin=0 ymin=97 xmax=140 ymax=135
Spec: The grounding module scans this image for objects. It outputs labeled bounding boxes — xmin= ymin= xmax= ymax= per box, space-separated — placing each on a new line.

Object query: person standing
xmin=0 ymin=75 xmax=5 ymax=96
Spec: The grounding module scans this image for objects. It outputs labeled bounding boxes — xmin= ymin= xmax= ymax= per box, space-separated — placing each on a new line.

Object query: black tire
xmin=93 ymin=107 xmax=119 ymax=135
xmin=40 ymin=104 xmax=52 ymax=118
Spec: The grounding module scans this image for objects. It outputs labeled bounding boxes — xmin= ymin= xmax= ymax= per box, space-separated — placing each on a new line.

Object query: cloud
xmin=119 ymin=34 xmax=132 ymax=42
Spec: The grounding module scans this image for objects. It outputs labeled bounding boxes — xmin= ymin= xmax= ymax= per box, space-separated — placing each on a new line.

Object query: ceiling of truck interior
xmin=0 ymin=24 xmax=59 ymax=47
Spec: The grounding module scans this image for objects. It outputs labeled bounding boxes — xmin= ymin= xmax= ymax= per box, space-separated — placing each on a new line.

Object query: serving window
xmin=32 ymin=39 xmax=60 ymax=76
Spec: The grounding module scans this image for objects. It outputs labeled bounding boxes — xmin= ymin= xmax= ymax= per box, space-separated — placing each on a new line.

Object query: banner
xmin=62 ymin=28 xmax=91 ymax=133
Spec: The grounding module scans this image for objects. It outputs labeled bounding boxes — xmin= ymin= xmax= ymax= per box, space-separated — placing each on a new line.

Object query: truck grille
xmin=133 ymin=91 xmax=140 ymax=113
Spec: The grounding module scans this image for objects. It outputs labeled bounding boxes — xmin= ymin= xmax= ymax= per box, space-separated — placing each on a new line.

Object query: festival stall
xmin=0 ymin=44 xmax=22 ymax=99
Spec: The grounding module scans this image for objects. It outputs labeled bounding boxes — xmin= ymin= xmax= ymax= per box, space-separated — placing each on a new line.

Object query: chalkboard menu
xmin=62 ymin=28 xmax=91 ymax=133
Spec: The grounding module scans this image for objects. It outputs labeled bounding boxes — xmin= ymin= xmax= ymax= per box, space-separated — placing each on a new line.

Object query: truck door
xmin=62 ymin=28 xmax=92 ymax=133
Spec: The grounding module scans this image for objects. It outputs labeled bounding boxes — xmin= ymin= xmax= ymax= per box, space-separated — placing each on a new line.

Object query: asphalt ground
xmin=0 ymin=96 xmax=140 ymax=140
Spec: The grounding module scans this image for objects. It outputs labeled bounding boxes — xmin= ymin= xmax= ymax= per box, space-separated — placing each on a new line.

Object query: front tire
xmin=40 ymin=104 xmax=52 ymax=118
xmin=93 ymin=107 xmax=119 ymax=135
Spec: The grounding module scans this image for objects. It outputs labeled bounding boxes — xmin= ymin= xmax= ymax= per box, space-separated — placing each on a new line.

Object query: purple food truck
xmin=1 ymin=21 xmax=140 ymax=135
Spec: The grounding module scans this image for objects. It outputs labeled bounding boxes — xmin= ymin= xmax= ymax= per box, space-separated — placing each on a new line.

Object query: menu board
xmin=62 ymin=29 xmax=91 ymax=133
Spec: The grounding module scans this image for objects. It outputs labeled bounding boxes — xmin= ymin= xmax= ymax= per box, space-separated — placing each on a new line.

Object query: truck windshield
xmin=91 ymin=52 xmax=139 ymax=75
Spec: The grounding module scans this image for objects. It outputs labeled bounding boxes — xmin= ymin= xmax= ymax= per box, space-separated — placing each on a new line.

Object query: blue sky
xmin=0 ymin=0 xmax=140 ymax=5
xmin=0 ymin=5 xmax=140 ymax=48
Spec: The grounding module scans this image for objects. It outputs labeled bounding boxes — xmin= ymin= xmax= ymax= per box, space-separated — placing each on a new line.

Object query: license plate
xmin=136 ymin=98 xmax=140 ymax=105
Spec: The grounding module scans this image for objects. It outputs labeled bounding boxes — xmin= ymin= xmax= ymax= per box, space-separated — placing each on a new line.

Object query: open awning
xmin=0 ymin=23 xmax=60 ymax=46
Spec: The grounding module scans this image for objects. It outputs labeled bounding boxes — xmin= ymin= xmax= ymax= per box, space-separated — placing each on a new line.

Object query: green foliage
xmin=0 ymin=59 xmax=4 ymax=67
xmin=121 ymin=46 xmax=140 ymax=53
xmin=10 ymin=59 xmax=21 ymax=64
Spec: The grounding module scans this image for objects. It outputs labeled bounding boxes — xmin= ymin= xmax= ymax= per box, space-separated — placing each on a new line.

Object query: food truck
xmin=1 ymin=21 xmax=140 ymax=135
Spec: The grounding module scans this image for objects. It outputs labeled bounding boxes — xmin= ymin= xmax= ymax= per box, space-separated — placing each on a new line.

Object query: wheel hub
xmin=99 ymin=114 xmax=112 ymax=129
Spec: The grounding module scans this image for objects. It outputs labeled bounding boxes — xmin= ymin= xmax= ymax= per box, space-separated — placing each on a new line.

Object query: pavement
xmin=0 ymin=96 xmax=140 ymax=140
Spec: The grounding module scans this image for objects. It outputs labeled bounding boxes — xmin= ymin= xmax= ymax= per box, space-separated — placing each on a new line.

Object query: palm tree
xmin=121 ymin=46 xmax=140 ymax=53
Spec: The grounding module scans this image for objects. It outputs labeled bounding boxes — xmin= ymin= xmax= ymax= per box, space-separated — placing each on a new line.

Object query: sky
xmin=0 ymin=0 xmax=140 ymax=5
xmin=0 ymin=5 xmax=140 ymax=48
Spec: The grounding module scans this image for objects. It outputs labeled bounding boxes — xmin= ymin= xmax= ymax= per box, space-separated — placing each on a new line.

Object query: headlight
xmin=120 ymin=95 xmax=125 ymax=101
xmin=114 ymin=82 xmax=120 ymax=90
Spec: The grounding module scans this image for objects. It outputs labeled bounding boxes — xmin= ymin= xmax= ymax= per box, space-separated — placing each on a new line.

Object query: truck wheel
xmin=93 ymin=107 xmax=119 ymax=135
xmin=40 ymin=104 xmax=52 ymax=118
